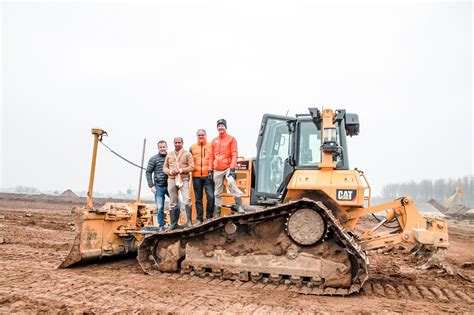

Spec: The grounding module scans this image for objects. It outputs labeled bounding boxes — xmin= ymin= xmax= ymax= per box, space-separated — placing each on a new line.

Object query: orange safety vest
xmin=190 ymin=141 xmax=211 ymax=177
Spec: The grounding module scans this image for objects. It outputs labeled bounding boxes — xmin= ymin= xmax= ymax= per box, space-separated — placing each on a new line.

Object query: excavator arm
xmin=445 ymin=187 xmax=463 ymax=210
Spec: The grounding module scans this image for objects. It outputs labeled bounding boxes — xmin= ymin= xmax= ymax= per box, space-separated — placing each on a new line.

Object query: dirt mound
xmin=59 ymin=189 xmax=78 ymax=198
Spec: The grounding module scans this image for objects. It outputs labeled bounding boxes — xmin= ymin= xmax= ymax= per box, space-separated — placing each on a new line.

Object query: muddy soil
xmin=0 ymin=193 xmax=473 ymax=314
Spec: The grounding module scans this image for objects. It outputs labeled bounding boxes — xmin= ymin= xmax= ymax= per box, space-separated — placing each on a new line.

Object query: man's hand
xmin=208 ymin=170 xmax=213 ymax=180
xmin=151 ymin=186 xmax=157 ymax=194
xmin=229 ymin=168 xmax=236 ymax=180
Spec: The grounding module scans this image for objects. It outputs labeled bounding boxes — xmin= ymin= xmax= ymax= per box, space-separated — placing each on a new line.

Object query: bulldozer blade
xmin=58 ymin=228 xmax=83 ymax=267
xmin=58 ymin=203 xmax=151 ymax=268
xmin=58 ymin=207 xmax=85 ymax=268
xmin=58 ymin=207 xmax=100 ymax=268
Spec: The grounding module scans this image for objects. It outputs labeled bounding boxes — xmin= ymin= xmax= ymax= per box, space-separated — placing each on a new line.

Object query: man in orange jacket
xmin=190 ymin=129 xmax=214 ymax=224
xmin=208 ymin=119 xmax=244 ymax=218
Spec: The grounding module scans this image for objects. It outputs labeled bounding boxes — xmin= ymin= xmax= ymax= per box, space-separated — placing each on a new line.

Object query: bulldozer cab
xmin=254 ymin=109 xmax=357 ymax=202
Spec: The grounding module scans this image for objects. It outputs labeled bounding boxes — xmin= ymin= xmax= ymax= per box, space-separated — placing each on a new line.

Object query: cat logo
xmin=336 ymin=189 xmax=357 ymax=201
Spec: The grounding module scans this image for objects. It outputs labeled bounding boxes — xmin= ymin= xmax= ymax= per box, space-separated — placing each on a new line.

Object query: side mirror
xmin=345 ymin=113 xmax=360 ymax=136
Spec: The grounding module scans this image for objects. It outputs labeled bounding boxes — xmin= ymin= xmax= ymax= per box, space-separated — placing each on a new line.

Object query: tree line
xmin=380 ymin=175 xmax=473 ymax=207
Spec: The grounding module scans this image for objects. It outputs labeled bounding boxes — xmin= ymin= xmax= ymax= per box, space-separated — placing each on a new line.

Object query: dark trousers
xmin=192 ymin=176 xmax=215 ymax=220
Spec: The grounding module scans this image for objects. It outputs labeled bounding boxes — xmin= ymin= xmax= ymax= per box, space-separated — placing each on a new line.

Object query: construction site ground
xmin=0 ymin=192 xmax=473 ymax=314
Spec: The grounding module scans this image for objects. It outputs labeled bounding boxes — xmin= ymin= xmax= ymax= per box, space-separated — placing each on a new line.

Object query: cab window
xmin=297 ymin=121 xmax=321 ymax=167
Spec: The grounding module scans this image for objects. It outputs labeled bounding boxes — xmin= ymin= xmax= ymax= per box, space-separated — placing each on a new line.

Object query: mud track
xmin=0 ymin=193 xmax=473 ymax=313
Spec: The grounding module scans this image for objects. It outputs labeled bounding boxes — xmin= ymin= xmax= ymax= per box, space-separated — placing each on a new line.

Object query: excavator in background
xmin=445 ymin=187 xmax=464 ymax=211
xmin=60 ymin=108 xmax=449 ymax=296
xmin=428 ymin=187 xmax=474 ymax=219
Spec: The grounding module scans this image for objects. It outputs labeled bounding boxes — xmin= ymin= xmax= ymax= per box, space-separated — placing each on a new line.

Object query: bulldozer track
xmin=136 ymin=199 xmax=474 ymax=302
xmin=138 ymin=199 xmax=369 ymax=296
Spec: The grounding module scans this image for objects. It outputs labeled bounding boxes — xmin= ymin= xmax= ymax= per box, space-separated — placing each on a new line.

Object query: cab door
xmin=255 ymin=114 xmax=295 ymax=201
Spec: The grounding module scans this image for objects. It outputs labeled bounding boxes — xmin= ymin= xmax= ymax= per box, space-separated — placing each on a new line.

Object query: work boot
xmin=215 ymin=206 xmax=221 ymax=219
xmin=167 ymin=210 xmax=178 ymax=231
xmin=185 ymin=205 xmax=193 ymax=228
xmin=234 ymin=197 xmax=245 ymax=213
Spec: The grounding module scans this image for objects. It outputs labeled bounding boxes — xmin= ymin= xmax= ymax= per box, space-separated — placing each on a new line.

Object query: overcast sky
xmin=1 ymin=1 xmax=472 ymax=199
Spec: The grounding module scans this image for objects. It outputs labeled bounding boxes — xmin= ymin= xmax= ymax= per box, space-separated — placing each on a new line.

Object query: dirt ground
xmin=0 ymin=193 xmax=473 ymax=314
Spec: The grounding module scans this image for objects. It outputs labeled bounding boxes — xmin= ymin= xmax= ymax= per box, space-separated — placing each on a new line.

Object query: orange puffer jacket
xmin=208 ymin=132 xmax=238 ymax=171
xmin=190 ymin=141 xmax=211 ymax=177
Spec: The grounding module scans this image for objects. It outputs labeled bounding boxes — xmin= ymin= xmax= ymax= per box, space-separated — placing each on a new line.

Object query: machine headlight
xmin=323 ymin=127 xmax=337 ymax=144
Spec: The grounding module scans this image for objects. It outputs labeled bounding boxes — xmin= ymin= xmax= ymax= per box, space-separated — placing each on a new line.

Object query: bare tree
xmin=379 ymin=175 xmax=473 ymax=207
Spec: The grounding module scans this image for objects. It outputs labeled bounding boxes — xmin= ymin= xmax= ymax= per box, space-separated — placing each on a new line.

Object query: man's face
xmin=217 ymin=124 xmax=226 ymax=135
xmin=158 ymin=143 xmax=167 ymax=155
xmin=174 ymin=138 xmax=183 ymax=151
xmin=197 ymin=131 xmax=206 ymax=142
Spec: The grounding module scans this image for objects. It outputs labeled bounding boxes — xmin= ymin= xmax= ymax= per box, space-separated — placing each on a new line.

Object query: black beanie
xmin=217 ymin=119 xmax=227 ymax=128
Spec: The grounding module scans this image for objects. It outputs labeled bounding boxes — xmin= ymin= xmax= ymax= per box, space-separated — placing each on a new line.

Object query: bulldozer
xmin=60 ymin=108 xmax=449 ymax=296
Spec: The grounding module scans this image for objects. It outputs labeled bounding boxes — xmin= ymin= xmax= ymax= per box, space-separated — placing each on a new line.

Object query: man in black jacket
xmin=146 ymin=140 xmax=174 ymax=231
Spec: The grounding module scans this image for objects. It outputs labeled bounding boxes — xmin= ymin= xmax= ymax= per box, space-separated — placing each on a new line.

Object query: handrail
xmin=356 ymin=168 xmax=371 ymax=208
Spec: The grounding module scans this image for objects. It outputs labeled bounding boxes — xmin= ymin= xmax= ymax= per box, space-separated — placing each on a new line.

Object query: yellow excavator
xmin=428 ymin=187 xmax=474 ymax=219
xmin=60 ymin=108 xmax=449 ymax=296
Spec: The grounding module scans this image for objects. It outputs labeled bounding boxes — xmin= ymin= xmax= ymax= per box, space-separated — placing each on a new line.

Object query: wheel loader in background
xmin=60 ymin=108 xmax=449 ymax=296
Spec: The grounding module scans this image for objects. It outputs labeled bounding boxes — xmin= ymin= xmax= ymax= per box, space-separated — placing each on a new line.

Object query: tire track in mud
xmin=0 ymin=271 xmax=163 ymax=313
xmin=362 ymin=281 xmax=473 ymax=304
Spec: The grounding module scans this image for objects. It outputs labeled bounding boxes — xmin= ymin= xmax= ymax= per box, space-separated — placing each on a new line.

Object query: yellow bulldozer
xmin=60 ymin=108 xmax=449 ymax=296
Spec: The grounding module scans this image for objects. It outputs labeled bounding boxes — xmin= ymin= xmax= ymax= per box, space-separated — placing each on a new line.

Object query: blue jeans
xmin=155 ymin=185 xmax=180 ymax=228
xmin=192 ymin=176 xmax=214 ymax=221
